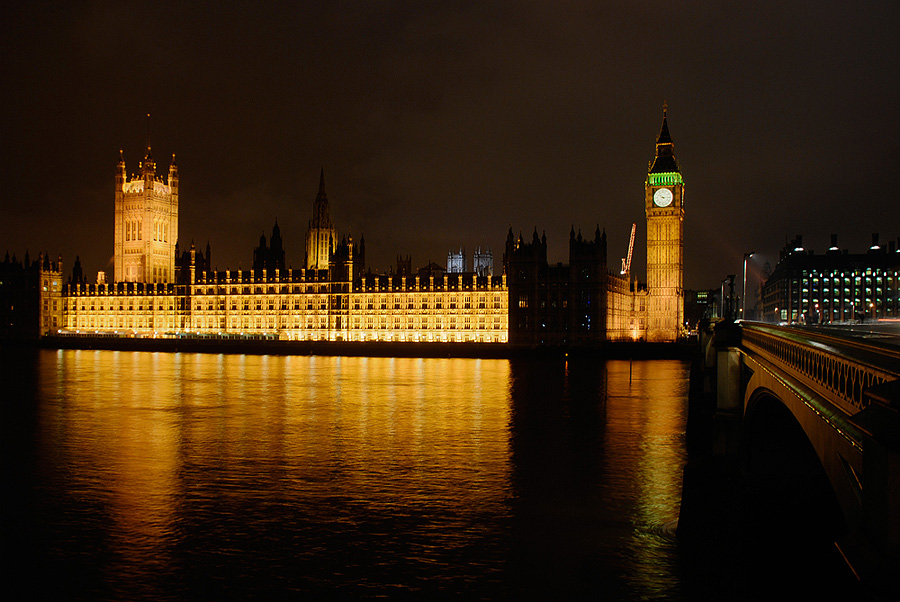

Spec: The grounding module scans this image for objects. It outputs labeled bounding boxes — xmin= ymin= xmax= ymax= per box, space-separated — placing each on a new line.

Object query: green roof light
xmin=648 ymin=172 xmax=684 ymax=186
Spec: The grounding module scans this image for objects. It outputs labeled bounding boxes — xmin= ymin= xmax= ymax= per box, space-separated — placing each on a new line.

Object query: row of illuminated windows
xmin=791 ymin=299 xmax=896 ymax=311
xmin=797 ymin=278 xmax=895 ymax=287
xmin=787 ymin=289 xmax=896 ymax=302
xmin=67 ymin=296 xmax=507 ymax=315
xmin=189 ymin=283 xmax=505 ymax=295
xmin=187 ymin=295 xmax=506 ymax=311
xmin=68 ymin=314 xmax=507 ymax=333
xmin=71 ymin=301 xmax=171 ymax=312
xmin=185 ymin=299 xmax=507 ymax=312
xmin=188 ymin=289 xmax=504 ymax=302
xmin=354 ymin=298 xmax=505 ymax=311
xmin=194 ymin=286 xmax=329 ymax=295
xmin=797 ymin=284 xmax=889 ymax=290
xmin=800 ymin=269 xmax=898 ymax=278
xmin=69 ymin=316 xmax=178 ymax=329
xmin=70 ymin=299 xmax=177 ymax=312
xmin=186 ymin=315 xmax=506 ymax=331
xmin=796 ymin=288 xmax=889 ymax=296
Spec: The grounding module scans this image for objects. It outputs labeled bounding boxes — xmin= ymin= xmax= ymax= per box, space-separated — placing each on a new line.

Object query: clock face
xmin=653 ymin=187 xmax=673 ymax=207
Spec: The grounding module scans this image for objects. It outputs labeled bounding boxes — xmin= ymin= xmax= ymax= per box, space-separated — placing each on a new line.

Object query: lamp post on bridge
xmin=720 ymin=277 xmax=728 ymax=319
xmin=742 ymin=252 xmax=756 ymax=320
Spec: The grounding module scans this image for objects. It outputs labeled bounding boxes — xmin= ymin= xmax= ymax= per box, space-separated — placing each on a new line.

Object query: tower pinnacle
xmin=649 ymin=104 xmax=678 ymax=173
xmin=306 ymin=167 xmax=336 ymax=270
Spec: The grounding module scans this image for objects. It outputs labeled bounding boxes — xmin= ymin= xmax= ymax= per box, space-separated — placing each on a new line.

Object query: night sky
xmin=3 ymin=1 xmax=899 ymax=290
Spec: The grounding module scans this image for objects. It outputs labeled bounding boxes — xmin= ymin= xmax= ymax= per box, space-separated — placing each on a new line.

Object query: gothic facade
xmin=40 ymin=109 xmax=685 ymax=346
xmin=306 ymin=168 xmax=336 ymax=270
xmin=114 ymin=148 xmax=178 ymax=283
xmin=644 ymin=105 xmax=685 ymax=341
xmin=503 ymin=107 xmax=683 ymax=344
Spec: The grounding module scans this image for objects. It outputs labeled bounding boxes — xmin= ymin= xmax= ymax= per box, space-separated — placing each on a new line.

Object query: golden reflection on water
xmin=605 ymin=359 xmax=689 ymax=598
xmin=41 ymin=351 xmax=514 ymax=582
xmin=33 ymin=350 xmax=690 ymax=598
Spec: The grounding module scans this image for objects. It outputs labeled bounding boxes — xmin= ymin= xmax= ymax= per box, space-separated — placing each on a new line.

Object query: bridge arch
xmin=689 ymin=321 xmax=900 ymax=596
xmin=742 ymin=387 xmax=848 ymax=545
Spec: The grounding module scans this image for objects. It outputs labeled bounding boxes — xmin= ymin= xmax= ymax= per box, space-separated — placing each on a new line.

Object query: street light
xmin=742 ymin=252 xmax=756 ymax=320
xmin=721 ymin=277 xmax=728 ymax=319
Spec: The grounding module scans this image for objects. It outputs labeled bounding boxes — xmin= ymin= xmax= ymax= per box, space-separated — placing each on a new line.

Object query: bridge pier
xmin=678 ymin=319 xmax=743 ymax=542
xmin=713 ymin=320 xmax=743 ymax=457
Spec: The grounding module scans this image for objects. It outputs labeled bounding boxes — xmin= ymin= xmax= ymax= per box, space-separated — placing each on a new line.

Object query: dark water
xmin=3 ymin=349 xmax=691 ymax=600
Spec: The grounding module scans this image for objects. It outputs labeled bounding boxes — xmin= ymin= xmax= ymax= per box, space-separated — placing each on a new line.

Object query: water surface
xmin=3 ymin=350 xmax=690 ymax=600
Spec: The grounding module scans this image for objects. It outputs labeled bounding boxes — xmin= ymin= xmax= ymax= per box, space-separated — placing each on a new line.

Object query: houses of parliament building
xmin=30 ymin=109 xmax=685 ymax=347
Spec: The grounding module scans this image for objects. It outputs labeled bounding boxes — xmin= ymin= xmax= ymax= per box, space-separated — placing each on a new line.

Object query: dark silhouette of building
xmin=504 ymin=226 xmax=608 ymax=346
xmin=175 ymin=241 xmax=212 ymax=284
xmin=1 ymin=251 xmax=62 ymax=339
xmin=253 ymin=221 xmax=286 ymax=274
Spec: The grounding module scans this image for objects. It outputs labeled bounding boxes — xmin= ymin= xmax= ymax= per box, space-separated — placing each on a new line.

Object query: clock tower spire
xmin=644 ymin=104 xmax=684 ymax=341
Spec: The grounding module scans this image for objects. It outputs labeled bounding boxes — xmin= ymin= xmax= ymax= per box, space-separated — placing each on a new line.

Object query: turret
xmin=116 ymin=150 xmax=126 ymax=190
xmin=142 ymin=146 xmax=156 ymax=184
xmin=189 ymin=241 xmax=196 ymax=284
xmin=168 ymin=154 xmax=179 ymax=193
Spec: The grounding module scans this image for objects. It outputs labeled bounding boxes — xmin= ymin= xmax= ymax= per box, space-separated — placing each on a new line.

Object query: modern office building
xmin=761 ymin=234 xmax=900 ymax=324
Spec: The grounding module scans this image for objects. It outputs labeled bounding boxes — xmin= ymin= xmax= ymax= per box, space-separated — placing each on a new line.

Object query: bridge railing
xmin=739 ymin=322 xmax=900 ymax=416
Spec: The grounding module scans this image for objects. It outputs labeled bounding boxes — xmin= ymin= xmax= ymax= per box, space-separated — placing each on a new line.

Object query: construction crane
xmin=620 ymin=223 xmax=636 ymax=276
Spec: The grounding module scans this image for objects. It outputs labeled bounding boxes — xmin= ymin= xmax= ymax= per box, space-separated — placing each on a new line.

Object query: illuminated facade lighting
xmin=37 ymin=109 xmax=687 ymax=345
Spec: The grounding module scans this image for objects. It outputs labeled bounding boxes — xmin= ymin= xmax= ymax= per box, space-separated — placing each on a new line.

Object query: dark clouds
xmin=2 ymin=1 xmax=898 ymax=288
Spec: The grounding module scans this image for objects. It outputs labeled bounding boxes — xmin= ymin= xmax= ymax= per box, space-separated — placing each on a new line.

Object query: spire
xmin=318 ymin=167 xmax=326 ymax=198
xmin=656 ymin=102 xmax=673 ymax=146
xmin=141 ymin=113 xmax=156 ymax=177
xmin=144 ymin=112 xmax=153 ymax=162
xmin=116 ymin=149 xmax=126 ymax=182
xmin=649 ymin=102 xmax=680 ymax=175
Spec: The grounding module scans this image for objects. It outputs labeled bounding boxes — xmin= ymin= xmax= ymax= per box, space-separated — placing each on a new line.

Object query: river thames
xmin=5 ymin=349 xmax=694 ymax=600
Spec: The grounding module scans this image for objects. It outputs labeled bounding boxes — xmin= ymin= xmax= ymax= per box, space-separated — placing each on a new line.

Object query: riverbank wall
xmin=4 ymin=335 xmax=696 ymax=360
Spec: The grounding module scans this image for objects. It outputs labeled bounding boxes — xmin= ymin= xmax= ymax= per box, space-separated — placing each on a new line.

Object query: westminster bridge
xmin=680 ymin=319 xmax=899 ymax=598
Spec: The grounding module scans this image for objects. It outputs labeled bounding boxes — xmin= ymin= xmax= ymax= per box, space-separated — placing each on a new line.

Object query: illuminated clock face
xmin=653 ymin=187 xmax=673 ymax=207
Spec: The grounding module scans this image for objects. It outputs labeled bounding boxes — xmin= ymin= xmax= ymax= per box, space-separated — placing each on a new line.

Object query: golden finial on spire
xmin=663 ymin=101 xmax=668 ymax=117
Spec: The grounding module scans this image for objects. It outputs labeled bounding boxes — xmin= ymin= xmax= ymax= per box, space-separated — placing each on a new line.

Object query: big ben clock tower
xmin=645 ymin=103 xmax=684 ymax=341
